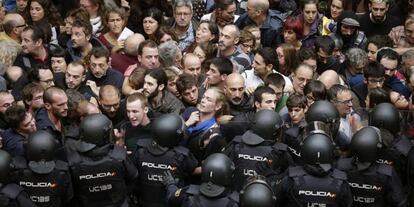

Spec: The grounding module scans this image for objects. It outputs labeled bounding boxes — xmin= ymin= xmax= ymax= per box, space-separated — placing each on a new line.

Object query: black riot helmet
xmin=78 ymin=113 xmax=113 ymax=152
xmin=240 ymin=176 xmax=276 ymax=207
xmin=251 ymin=109 xmax=283 ymax=140
xmin=301 ymin=132 xmax=334 ymax=171
xmin=351 ymin=126 xmax=382 ymax=164
xmin=152 ymin=113 xmax=185 ymax=148
xmin=26 ymin=130 xmax=58 ymax=174
xmin=200 ymin=153 xmax=235 ymax=197
xmin=369 ymin=103 xmax=400 ymax=134
xmin=306 ymin=100 xmax=340 ymax=137
xmin=0 ymin=150 xmax=12 ymax=183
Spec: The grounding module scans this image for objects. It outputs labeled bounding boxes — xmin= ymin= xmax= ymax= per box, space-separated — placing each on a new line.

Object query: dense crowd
xmin=0 ymin=0 xmax=413 ymax=206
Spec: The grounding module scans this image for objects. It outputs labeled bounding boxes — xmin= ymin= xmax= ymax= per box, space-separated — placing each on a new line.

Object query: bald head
xmin=3 ymin=13 xmax=25 ymax=38
xmin=248 ymin=0 xmax=269 ymax=13
xmin=318 ymin=70 xmax=340 ymax=89
xmin=225 ymin=73 xmax=246 ymax=105
xmin=223 ymin=24 xmax=240 ymax=38
xmin=124 ymin=33 xmax=145 ymax=55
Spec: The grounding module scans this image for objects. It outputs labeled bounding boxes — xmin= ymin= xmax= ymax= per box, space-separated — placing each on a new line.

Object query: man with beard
xmin=359 ymin=0 xmax=401 ymax=38
xmin=35 ymin=87 xmax=68 ymax=145
xmin=0 ymin=91 xmax=15 ymax=129
xmin=377 ymin=48 xmax=412 ymax=99
xmin=67 ymin=19 xmax=104 ymax=61
xmin=218 ymin=24 xmax=251 ymax=72
xmin=85 ymin=47 xmax=124 ymax=96
xmin=98 ymin=85 xmax=127 ymax=127
xmin=142 ymin=68 xmax=185 ymax=116
xmin=54 ymin=61 xmax=96 ymax=102
xmin=1 ymin=105 xmax=36 ymax=157
xmin=201 ymin=0 xmax=239 ymax=29
xmin=182 ymin=53 xmax=205 ymax=87
xmin=21 ymin=83 xmax=44 ymax=115
xmin=315 ymin=36 xmax=340 ymax=74
xmin=331 ymin=11 xmax=368 ymax=51
xmin=225 ymin=73 xmax=254 ymax=115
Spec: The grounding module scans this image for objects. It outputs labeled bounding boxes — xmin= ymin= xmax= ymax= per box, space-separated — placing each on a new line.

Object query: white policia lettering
xmin=238 ymin=154 xmax=268 ymax=161
xmin=79 ymin=172 xmax=116 ymax=180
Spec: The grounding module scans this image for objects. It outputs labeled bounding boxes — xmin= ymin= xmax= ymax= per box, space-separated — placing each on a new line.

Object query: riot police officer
xmin=337 ymin=126 xmax=407 ymax=206
xmin=67 ymin=113 xmax=138 ymax=207
xmin=223 ymin=109 xmax=283 ymax=191
xmin=369 ymin=103 xmax=414 ymax=205
xmin=0 ymin=149 xmax=36 ymax=207
xmin=275 ymin=133 xmax=353 ymax=206
xmin=14 ymin=130 xmax=73 ymax=207
xmin=132 ymin=113 xmax=198 ymax=207
xmin=282 ymin=100 xmax=340 ymax=163
xmin=164 ymin=153 xmax=239 ymax=207
xmin=239 ymin=176 xmax=276 ymax=207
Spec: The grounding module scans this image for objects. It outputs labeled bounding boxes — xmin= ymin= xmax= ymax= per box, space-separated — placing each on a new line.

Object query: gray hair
xmin=0 ymin=40 xmax=22 ymax=75
xmin=402 ymin=49 xmax=414 ymax=64
xmin=158 ymin=41 xmax=179 ymax=67
xmin=345 ymin=48 xmax=368 ymax=69
xmin=174 ymin=0 xmax=193 ymax=12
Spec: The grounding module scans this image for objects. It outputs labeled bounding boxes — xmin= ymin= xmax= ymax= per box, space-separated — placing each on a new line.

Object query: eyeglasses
xmin=367 ymin=77 xmax=385 ymax=84
xmin=175 ymin=12 xmax=191 ymax=17
xmin=101 ymin=103 xmax=120 ymax=110
xmin=15 ymin=23 xmax=27 ymax=28
xmin=335 ymin=98 xmax=353 ymax=105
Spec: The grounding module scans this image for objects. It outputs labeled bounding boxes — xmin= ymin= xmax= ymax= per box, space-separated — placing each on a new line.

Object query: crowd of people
xmin=0 ymin=0 xmax=413 ymax=206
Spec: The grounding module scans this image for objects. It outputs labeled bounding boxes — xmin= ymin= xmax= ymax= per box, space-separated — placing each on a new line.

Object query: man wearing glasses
xmin=172 ymin=0 xmax=199 ymax=51
xmin=329 ymin=84 xmax=360 ymax=151
xmin=352 ymin=61 xmax=386 ymax=108
xmin=0 ymin=13 xmax=26 ymax=43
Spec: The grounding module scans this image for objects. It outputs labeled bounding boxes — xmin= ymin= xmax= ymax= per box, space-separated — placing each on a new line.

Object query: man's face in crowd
xmin=19 ymin=112 xmax=37 ymax=134
xmin=126 ymin=99 xmax=148 ymax=127
xmin=369 ymin=1 xmax=388 ymax=23
xmin=174 ymin=5 xmax=192 ymax=28
xmin=380 ymin=57 xmax=398 ymax=79
xmin=292 ymin=65 xmax=313 ymax=94
xmin=405 ymin=23 xmax=414 ymax=44
xmin=206 ymin=64 xmax=224 ymax=86
xmin=366 ymin=76 xmax=385 ymax=90
xmin=99 ymin=94 xmax=120 ymax=118
xmin=0 ymin=94 xmax=14 ymax=114
xmin=65 ymin=64 xmax=86 ymax=89
xmin=143 ymin=75 xmax=161 ymax=98
xmin=252 ymin=53 xmax=269 ymax=78
xmin=217 ymin=3 xmax=237 ymax=22
xmin=219 ymin=26 xmax=237 ymax=52
xmin=225 ymin=78 xmax=245 ymax=105
xmin=333 ymin=90 xmax=353 ymax=118
xmin=90 ymin=55 xmax=109 ymax=78
xmin=367 ymin=43 xmax=378 ymax=62
xmin=181 ymin=85 xmax=198 ymax=106
xmin=340 ymin=24 xmax=356 ymax=39
xmin=51 ymin=57 xmax=67 ymax=73
xmin=255 ymin=93 xmax=277 ymax=110
xmin=183 ymin=55 xmax=202 ymax=81
xmin=288 ymin=107 xmax=306 ymax=124
xmin=47 ymin=92 xmax=68 ymax=118
xmin=198 ymin=89 xmax=221 ymax=113
xmin=71 ymin=26 xmax=90 ymax=48
xmin=39 ymin=69 xmax=55 ymax=89
xmin=29 ymin=91 xmax=44 ymax=110
xmin=21 ymin=29 xmax=40 ymax=54
xmin=268 ymin=84 xmax=284 ymax=103
xmin=138 ymin=46 xmax=160 ymax=70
